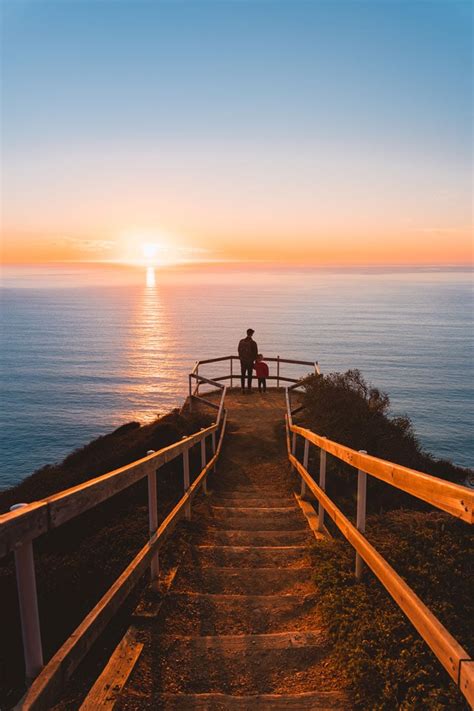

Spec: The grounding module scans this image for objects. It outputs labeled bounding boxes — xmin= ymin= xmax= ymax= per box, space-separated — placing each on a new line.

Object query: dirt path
xmin=116 ymin=390 xmax=348 ymax=709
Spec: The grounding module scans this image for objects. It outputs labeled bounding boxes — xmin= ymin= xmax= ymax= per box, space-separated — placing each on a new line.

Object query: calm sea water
xmin=1 ymin=264 xmax=473 ymax=488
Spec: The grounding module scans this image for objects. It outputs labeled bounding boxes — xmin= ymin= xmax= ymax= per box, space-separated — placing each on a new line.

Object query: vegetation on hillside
xmin=300 ymin=370 xmax=470 ymax=514
xmin=301 ymin=371 xmax=473 ymax=709
xmin=0 ymin=407 xmax=212 ymax=708
xmin=312 ymin=512 xmax=473 ymax=710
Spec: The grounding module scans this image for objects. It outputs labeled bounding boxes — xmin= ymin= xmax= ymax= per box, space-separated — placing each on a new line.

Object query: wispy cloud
xmin=414 ymin=227 xmax=470 ymax=235
xmin=65 ymin=238 xmax=116 ymax=253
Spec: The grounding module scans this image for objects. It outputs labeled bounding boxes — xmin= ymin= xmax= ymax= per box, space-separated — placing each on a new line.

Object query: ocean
xmin=1 ymin=263 xmax=472 ymax=488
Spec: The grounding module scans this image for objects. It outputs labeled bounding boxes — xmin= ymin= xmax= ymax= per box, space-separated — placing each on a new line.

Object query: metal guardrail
xmin=284 ymin=388 xmax=474 ymax=707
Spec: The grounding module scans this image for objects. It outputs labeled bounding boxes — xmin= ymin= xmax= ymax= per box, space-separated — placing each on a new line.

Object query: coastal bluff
xmin=1 ymin=356 xmax=473 ymax=710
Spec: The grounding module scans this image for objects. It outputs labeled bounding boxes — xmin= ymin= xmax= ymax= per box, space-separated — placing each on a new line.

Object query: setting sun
xmin=142 ymin=242 xmax=160 ymax=262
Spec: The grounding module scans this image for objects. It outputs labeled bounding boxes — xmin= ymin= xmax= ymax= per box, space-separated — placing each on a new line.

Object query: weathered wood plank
xmin=293 ymin=493 xmax=328 ymax=541
xmin=150 ymin=691 xmax=347 ymax=709
xmin=291 ymin=424 xmax=474 ymax=523
xmin=17 ymin=415 xmax=227 ymax=710
xmin=190 ymin=373 xmax=225 ymax=388
xmin=158 ymin=630 xmax=325 ymax=653
xmin=289 ymin=451 xmax=472 ymax=697
xmin=79 ymin=629 xmax=143 ymax=710
xmin=190 ymin=396 xmax=220 ymax=410
xmin=0 ymin=502 xmax=48 ymax=558
xmin=460 ymin=661 xmax=474 ymax=708
xmin=0 ymin=424 xmax=217 ymax=556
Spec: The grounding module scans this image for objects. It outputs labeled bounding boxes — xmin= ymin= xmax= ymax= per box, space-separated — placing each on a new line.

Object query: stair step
xmin=198 ymin=530 xmax=310 ymax=546
xmin=187 ymin=545 xmax=311 ymax=568
xmin=172 ymin=566 xmax=313 ymax=595
xmin=211 ymin=506 xmax=298 ymax=514
xmin=213 ymin=497 xmax=294 ymax=507
xmin=214 ymin=487 xmax=292 ymax=496
xmin=205 ymin=516 xmax=306 ymax=531
xmin=134 ymin=691 xmax=347 ymax=709
xmin=122 ymin=630 xmax=333 ymax=696
xmin=211 ymin=492 xmax=295 ymax=507
xmin=160 ymin=630 xmax=325 ymax=652
xmin=158 ymin=592 xmax=320 ymax=635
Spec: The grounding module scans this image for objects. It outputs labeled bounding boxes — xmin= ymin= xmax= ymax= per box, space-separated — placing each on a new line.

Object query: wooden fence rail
xmin=0 ymin=424 xmax=217 ymax=558
xmin=1 ymin=367 xmax=229 ymax=708
xmin=194 ymin=354 xmax=319 ymax=390
xmin=285 ymin=388 xmax=474 ymax=707
xmin=290 ymin=424 xmax=473 ymax=523
xmin=20 ymin=412 xmax=228 ymax=711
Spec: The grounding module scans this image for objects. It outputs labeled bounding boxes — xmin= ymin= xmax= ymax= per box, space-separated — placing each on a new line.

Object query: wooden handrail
xmin=20 ymin=412 xmax=228 ymax=710
xmin=196 ymin=355 xmax=317 ymax=368
xmin=290 ymin=423 xmax=473 ymax=523
xmin=0 ymin=424 xmax=217 ymax=558
xmin=285 ymin=416 xmax=473 ymax=707
xmin=5 ymin=353 xmax=318 ymax=701
xmin=190 ymin=373 xmax=225 ymax=389
xmin=195 ymin=355 xmax=234 ymax=365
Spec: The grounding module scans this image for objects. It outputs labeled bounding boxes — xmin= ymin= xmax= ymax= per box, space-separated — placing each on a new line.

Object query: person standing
xmin=238 ymin=328 xmax=258 ymax=393
xmin=254 ymin=354 xmax=269 ymax=393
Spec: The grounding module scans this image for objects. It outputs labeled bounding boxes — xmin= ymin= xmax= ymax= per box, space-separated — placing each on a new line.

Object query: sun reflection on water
xmin=120 ymin=267 xmax=177 ymax=422
xmin=146 ymin=266 xmax=156 ymax=288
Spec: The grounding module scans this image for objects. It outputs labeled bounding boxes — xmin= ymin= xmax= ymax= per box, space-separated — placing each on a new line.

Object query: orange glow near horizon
xmin=1 ymin=224 xmax=472 ymax=266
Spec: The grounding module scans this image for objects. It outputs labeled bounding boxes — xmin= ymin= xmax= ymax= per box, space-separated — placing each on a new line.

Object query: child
xmin=253 ymin=354 xmax=269 ymax=393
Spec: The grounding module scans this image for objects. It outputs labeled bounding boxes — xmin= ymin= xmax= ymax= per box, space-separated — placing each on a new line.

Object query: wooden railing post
xmin=182 ymin=442 xmax=191 ymax=520
xmin=355 ymin=450 xmax=367 ymax=580
xmin=10 ymin=503 xmax=44 ymax=683
xmin=212 ymin=430 xmax=217 ymax=472
xmin=200 ymin=431 xmax=208 ymax=495
xmin=277 ymin=355 xmax=280 ymax=388
xmin=195 ymin=364 xmax=199 ymax=395
xmin=317 ymin=446 xmax=327 ymax=532
xmin=301 ymin=438 xmax=309 ymax=498
xmin=146 ymin=451 xmax=160 ymax=590
xmin=230 ymin=357 xmax=233 ymax=388
xmin=291 ymin=431 xmax=297 ymax=457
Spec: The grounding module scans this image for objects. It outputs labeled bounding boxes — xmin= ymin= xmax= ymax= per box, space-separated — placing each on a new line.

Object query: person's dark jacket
xmin=238 ymin=337 xmax=258 ymax=364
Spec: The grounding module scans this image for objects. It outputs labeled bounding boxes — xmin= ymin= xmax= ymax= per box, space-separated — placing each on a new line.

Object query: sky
xmin=0 ymin=0 xmax=472 ymax=266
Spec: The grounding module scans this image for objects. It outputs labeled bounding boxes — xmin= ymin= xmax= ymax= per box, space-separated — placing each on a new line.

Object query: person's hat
xmin=247 ymin=328 xmax=255 ymax=336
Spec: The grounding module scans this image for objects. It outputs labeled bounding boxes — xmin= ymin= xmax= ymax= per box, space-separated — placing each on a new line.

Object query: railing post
xmin=200 ymin=431 xmax=208 ymax=495
xmin=10 ymin=503 xmax=44 ymax=683
xmin=355 ymin=450 xmax=367 ymax=580
xmin=188 ymin=374 xmax=193 ymax=410
xmin=146 ymin=451 xmax=160 ymax=590
xmin=212 ymin=429 xmax=217 ymax=472
xmin=230 ymin=357 xmax=233 ymax=388
xmin=196 ymin=364 xmax=199 ymax=395
xmin=277 ymin=355 xmax=280 ymax=388
xmin=301 ymin=438 xmax=309 ymax=498
xmin=317 ymin=446 xmax=327 ymax=532
xmin=182 ymin=440 xmax=191 ymax=520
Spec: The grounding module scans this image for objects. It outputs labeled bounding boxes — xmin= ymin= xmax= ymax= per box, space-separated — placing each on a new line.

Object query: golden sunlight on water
xmin=122 ymin=267 xmax=175 ymax=421
xmin=146 ymin=266 xmax=156 ymax=288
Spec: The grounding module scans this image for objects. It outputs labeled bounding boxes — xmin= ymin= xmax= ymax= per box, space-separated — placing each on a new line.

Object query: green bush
xmin=300 ymin=370 xmax=473 ymax=708
xmin=312 ymin=510 xmax=473 ymax=710
xmin=300 ymin=371 xmax=470 ymax=514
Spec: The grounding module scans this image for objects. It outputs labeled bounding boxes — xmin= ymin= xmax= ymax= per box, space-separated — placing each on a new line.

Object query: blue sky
xmin=1 ymin=0 xmax=472 ymax=264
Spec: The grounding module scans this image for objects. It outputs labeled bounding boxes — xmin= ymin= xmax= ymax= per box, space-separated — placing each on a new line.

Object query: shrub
xmin=300 ymin=371 xmax=470 ymax=514
xmin=312 ymin=510 xmax=473 ymax=710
